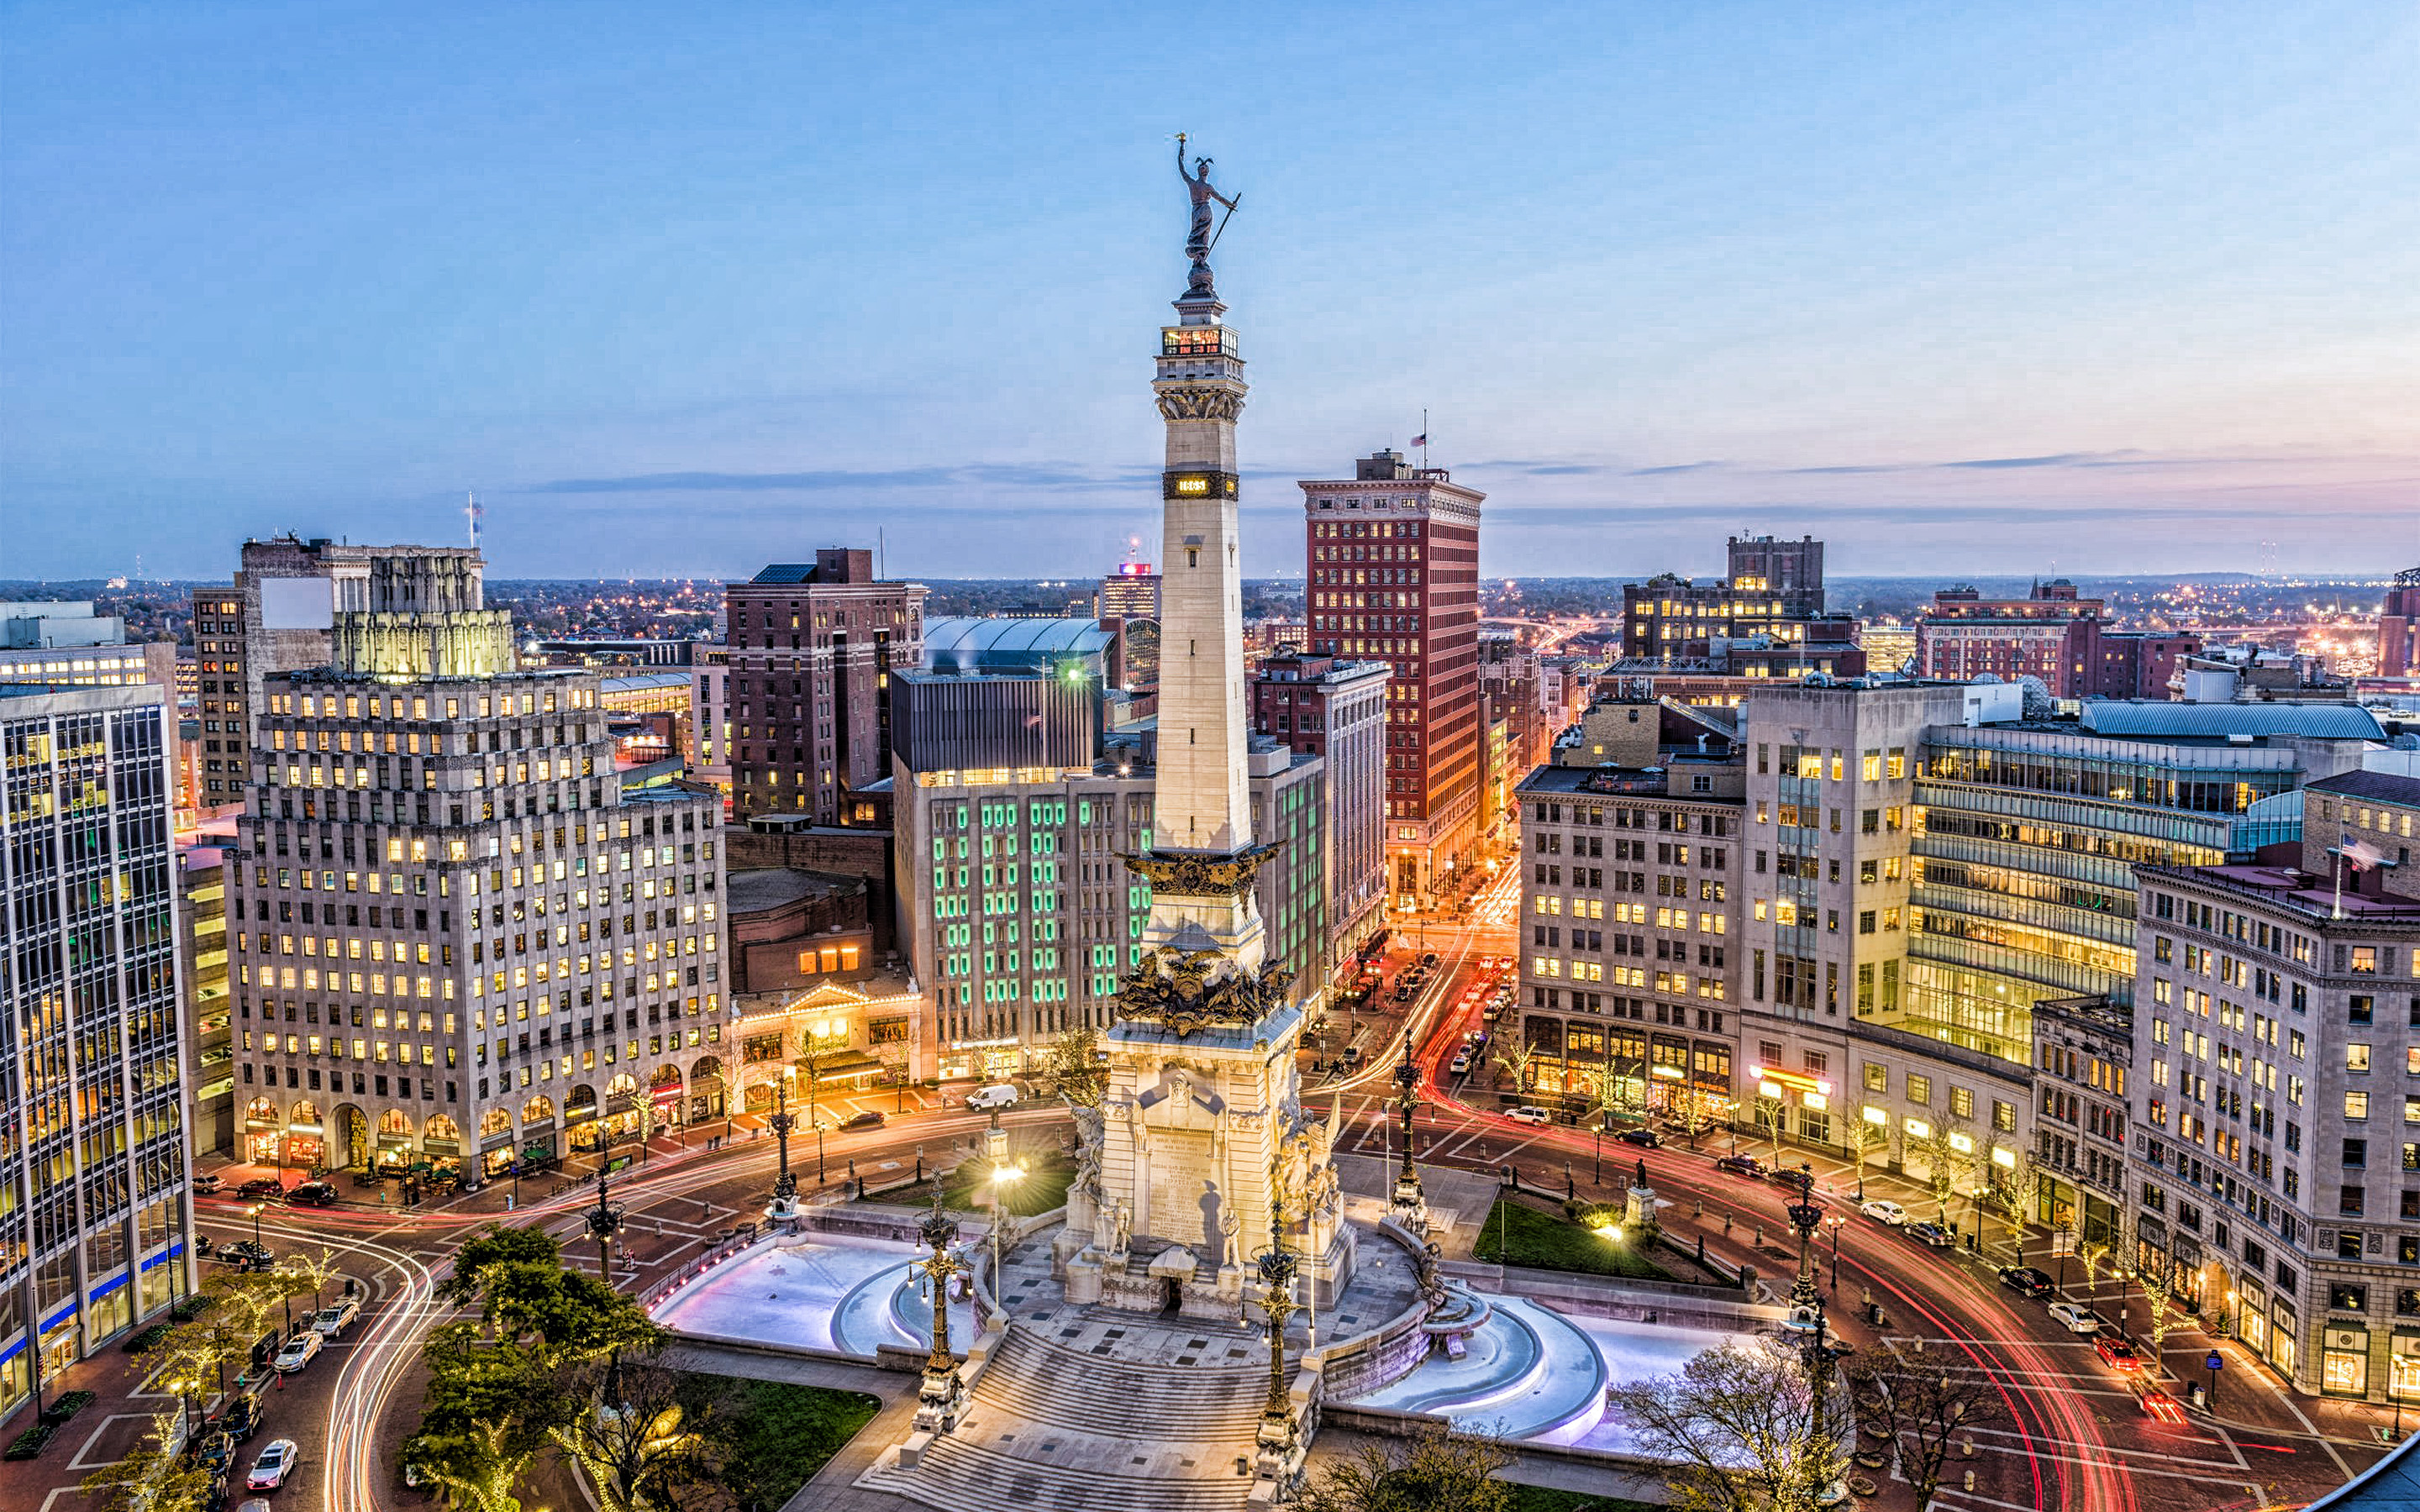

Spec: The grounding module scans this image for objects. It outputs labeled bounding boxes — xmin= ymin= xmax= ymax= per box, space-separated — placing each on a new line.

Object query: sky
xmin=3 ymin=1 xmax=2415 ymax=584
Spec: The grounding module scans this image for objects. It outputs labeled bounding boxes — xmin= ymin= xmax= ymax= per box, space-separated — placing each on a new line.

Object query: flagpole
xmin=2332 ymin=846 xmax=2344 ymax=921
xmin=1421 ymin=409 xmax=1428 ymax=472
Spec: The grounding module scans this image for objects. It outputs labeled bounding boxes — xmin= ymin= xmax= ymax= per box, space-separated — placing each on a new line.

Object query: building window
xmin=1907 ymin=1074 xmax=1931 ymax=1107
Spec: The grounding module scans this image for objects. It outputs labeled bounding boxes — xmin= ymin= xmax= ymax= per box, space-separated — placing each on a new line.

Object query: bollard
xmin=1963 ymin=1470 xmax=1975 ymax=1493
xmin=1696 ymin=1235 xmax=1706 ymax=1264
xmin=1754 ymin=1224 xmax=1764 ymax=1247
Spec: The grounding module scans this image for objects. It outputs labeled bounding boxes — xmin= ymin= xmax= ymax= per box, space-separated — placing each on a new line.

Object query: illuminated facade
xmin=0 ymin=685 xmax=195 ymax=1409
xmin=1300 ymin=449 xmax=1485 ymax=904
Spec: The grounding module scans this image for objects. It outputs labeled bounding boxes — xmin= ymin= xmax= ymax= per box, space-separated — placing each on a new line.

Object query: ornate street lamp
xmin=1389 ymin=1031 xmax=1427 ymax=1232
xmin=913 ymin=1180 xmax=967 ymax=1434
xmin=1255 ymin=1194 xmax=1302 ymax=1488
xmin=768 ymin=1067 xmax=799 ymax=1221
xmin=1782 ymin=1168 xmax=1825 ymax=1324
xmin=584 ymin=1163 xmax=627 ymax=1282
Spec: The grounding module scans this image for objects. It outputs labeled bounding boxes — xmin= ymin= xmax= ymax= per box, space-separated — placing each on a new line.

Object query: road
xmin=172 ymin=858 xmax=2374 ymax=1512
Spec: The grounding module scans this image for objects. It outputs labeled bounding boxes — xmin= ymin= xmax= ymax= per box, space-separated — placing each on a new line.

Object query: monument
xmin=1059 ymin=139 xmax=1354 ymax=1331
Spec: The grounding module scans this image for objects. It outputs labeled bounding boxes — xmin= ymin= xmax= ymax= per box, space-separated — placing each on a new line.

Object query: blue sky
xmin=4 ymin=1 xmax=2414 ymax=583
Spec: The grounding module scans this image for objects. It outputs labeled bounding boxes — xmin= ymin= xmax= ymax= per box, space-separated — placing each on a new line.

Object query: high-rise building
xmin=1725 ymin=535 xmax=1827 ymax=617
xmin=0 ymin=602 xmax=177 ymax=699
xmin=723 ymin=550 xmax=923 ymax=824
xmin=687 ymin=646 xmax=734 ymax=801
xmin=1301 ymin=449 xmax=1485 ymax=905
xmin=181 ymin=842 xmax=234 ymax=1154
xmin=0 ymin=684 xmax=194 ymax=1405
xmin=226 ymin=550 xmax=728 ymax=1187
xmin=1097 ymin=562 xmax=1163 ymax=696
xmin=190 ymin=538 xmax=492 ymax=811
xmin=1250 ymin=650 xmax=1391 ymax=961
xmin=2129 ymin=769 xmax=2420 ymax=1405
xmin=2376 ymin=565 xmax=2420 ymax=680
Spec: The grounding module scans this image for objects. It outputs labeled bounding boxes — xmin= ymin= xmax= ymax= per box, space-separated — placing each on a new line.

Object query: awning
xmin=810 ymin=1051 xmax=883 ymax=1082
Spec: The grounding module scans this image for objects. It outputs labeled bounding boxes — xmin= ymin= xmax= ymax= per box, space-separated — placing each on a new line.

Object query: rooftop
xmin=726 ymin=866 xmax=861 ymax=915
xmin=921 ymin=616 xmax=1114 ymax=670
xmin=2308 ymin=769 xmax=2420 ymax=806
xmin=2146 ymin=863 xmax=2420 ymax=923
xmin=2077 ymin=701 xmax=2385 ymax=742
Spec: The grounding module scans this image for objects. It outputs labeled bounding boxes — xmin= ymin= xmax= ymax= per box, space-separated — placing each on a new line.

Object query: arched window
xmin=522 ymin=1095 xmax=555 ymax=1126
xmin=480 ymin=1109 xmax=511 ymax=1138
xmin=608 ymin=1074 xmax=639 ymax=1100
xmin=649 ymin=1064 xmax=683 ymax=1091
xmin=289 ymin=1100 xmax=321 ymax=1127
xmin=692 ymin=1056 xmax=723 ymax=1084
xmin=424 ymin=1114 xmax=460 ymax=1142
xmin=246 ymin=1096 xmax=278 ymax=1121
xmin=378 ymin=1109 xmax=413 ymax=1137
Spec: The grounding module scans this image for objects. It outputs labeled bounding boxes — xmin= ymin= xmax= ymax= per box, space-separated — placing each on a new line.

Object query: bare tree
xmin=78 ymin=1411 xmax=214 ymax=1512
xmin=1869 ymin=1346 xmax=2011 ymax=1510
xmin=1491 ymin=1042 xmax=1539 ymax=1098
xmin=1608 ymin=1343 xmax=1844 ymax=1512
xmin=554 ymin=1354 xmax=718 ymax=1512
xmin=1754 ymin=1094 xmax=1789 ymax=1165
xmin=1849 ymin=1116 xmax=1888 ymax=1196
xmin=1294 ymin=1422 xmax=1514 ymax=1512
xmin=1907 ymin=1121 xmax=1974 ymax=1227
xmin=2139 ymin=1267 xmax=2188 ymax=1378
xmin=1039 ymin=1026 xmax=1107 ymax=1108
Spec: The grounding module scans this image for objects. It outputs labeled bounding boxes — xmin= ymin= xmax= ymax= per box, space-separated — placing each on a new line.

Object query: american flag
xmin=2340 ymin=832 xmax=2388 ymax=871
xmin=1410 ymin=433 xmax=1427 ymax=449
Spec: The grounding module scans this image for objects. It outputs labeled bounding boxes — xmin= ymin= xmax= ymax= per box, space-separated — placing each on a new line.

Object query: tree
xmin=1868 ymin=1347 xmax=2011 ymax=1510
xmin=1491 ymin=1042 xmax=1539 ymax=1098
xmin=1294 ymin=1422 xmax=1513 ymax=1512
xmin=2139 ymin=1266 xmax=2188 ymax=1378
xmin=1754 ymin=1094 xmax=1789 ymax=1164
xmin=553 ymin=1354 xmax=721 ymax=1512
xmin=1849 ymin=1116 xmax=1888 ymax=1195
xmin=77 ymin=1411 xmax=214 ymax=1512
xmin=410 ymin=1225 xmax=667 ymax=1511
xmin=1608 ymin=1343 xmax=1844 ymax=1512
xmin=1907 ymin=1122 xmax=1974 ymax=1226
xmin=1980 ymin=1158 xmax=2027 ymax=1262
xmin=279 ymin=1244 xmax=341 ymax=1320
xmin=1038 ymin=1026 xmax=1107 ymax=1108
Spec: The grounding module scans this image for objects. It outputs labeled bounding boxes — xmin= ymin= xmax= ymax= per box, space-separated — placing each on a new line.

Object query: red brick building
xmin=1300 ymin=449 xmax=1485 ymax=904
xmin=723 ymin=549 xmax=923 ymax=823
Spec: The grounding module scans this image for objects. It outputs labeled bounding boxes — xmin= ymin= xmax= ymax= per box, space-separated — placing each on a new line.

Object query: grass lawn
xmin=682 ymin=1375 xmax=881 ymax=1510
xmin=1501 ymin=1485 xmax=1660 ymax=1512
xmin=934 ymin=1147 xmax=1075 ymax=1217
xmin=1471 ymin=1199 xmax=1676 ymax=1281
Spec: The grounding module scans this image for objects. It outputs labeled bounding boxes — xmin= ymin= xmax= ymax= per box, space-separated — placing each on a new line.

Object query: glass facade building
xmin=0 ymin=685 xmax=194 ymax=1415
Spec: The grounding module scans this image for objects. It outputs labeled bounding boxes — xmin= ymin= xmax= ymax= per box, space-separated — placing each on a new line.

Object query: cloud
xmin=1627 ymin=461 xmax=1726 ymax=475
xmin=518 ymin=463 xmax=1157 ymax=495
xmin=1786 ymin=465 xmax=1902 ymax=475
xmin=1938 ymin=453 xmax=2098 ymax=470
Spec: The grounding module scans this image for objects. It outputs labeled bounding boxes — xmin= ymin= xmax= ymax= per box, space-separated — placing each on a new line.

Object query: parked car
xmin=2046 ymin=1302 xmax=2106 ymax=1334
xmin=220 ymin=1241 xmax=275 ymax=1272
xmin=1714 ymin=1153 xmax=1764 ymax=1178
xmin=246 ymin=1440 xmax=300 ymax=1491
xmin=1904 ymin=1221 xmax=1955 ymax=1248
xmin=235 ymin=1178 xmax=286 ymax=1201
xmin=286 ymin=1180 xmax=339 ymax=1207
xmin=1447 ymin=1052 xmax=1472 ymax=1076
xmin=1505 ymin=1105 xmax=1549 ymax=1126
xmin=1615 ymin=1128 xmax=1661 ymax=1148
xmin=964 ymin=1084 xmax=1018 ymax=1111
xmin=313 ymin=1297 xmax=361 ymax=1338
xmin=2094 ymin=1331 xmax=2141 ymax=1371
xmin=272 ymin=1331 xmax=324 ymax=1373
xmin=216 ymin=1394 xmax=263 ymax=1443
xmin=840 ymin=1109 xmax=886 ymax=1131
xmin=1338 ymin=1045 xmax=1363 ymax=1065
xmin=239 ymin=1500 xmax=276 ymax=1512
xmin=193 ymin=1430 xmax=236 ymax=1478
xmin=1860 ymin=1200 xmax=1907 ymax=1226
xmin=1996 ymin=1265 xmax=2054 ymax=1297
xmin=190 ymin=1173 xmax=223 ymax=1194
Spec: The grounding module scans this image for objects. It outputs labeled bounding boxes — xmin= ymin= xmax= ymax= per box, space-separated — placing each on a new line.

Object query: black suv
xmin=1714 ymin=1153 xmax=1764 ymax=1178
xmin=287 ymin=1181 xmax=340 ymax=1207
xmin=217 ymin=1394 xmax=263 ymax=1443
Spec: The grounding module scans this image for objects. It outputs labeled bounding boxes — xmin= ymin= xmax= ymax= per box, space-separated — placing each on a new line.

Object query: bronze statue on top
xmin=1176 ymin=133 xmax=1240 ymax=300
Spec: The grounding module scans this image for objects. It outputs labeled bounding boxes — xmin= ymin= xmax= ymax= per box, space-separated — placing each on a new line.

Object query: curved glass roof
xmin=920 ymin=616 xmax=1113 ymax=671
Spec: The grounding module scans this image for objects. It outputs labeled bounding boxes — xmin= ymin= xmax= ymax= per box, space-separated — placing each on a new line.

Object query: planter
xmin=1854 ymin=1451 xmax=1890 ymax=1470
xmin=1848 ymin=1475 xmax=1879 ymax=1498
xmin=1859 ymin=1420 xmax=1890 ymax=1439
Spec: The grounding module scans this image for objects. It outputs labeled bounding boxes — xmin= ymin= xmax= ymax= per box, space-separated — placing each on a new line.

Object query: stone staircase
xmin=862 ymin=1326 xmax=1275 ymax=1512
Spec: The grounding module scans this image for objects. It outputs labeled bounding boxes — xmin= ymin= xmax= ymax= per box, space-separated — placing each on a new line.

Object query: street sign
xmin=2205 ymin=1352 xmax=2223 ymax=1373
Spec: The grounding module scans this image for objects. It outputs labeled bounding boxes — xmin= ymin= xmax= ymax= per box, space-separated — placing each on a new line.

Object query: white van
xmin=965 ymin=1084 xmax=1019 ymax=1111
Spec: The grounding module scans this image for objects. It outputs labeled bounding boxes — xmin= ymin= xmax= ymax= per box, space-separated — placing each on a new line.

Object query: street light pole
xmin=771 ymin=1068 xmax=798 ymax=1210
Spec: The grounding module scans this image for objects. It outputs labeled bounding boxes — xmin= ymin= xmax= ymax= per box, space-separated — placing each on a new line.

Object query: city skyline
xmin=6 ymin=3 xmax=2412 ymax=581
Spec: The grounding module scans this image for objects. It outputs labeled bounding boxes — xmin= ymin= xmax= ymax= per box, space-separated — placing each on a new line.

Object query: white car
xmin=1448 ymin=1053 xmax=1472 ymax=1076
xmin=1506 ymin=1105 xmax=1549 ymax=1126
xmin=1859 ymin=1200 xmax=1907 ymax=1226
xmin=272 ymin=1331 xmax=323 ymax=1372
xmin=2047 ymin=1302 xmax=2106 ymax=1334
xmin=246 ymin=1439 xmax=301 ymax=1490
xmin=313 ymin=1297 xmax=360 ymax=1337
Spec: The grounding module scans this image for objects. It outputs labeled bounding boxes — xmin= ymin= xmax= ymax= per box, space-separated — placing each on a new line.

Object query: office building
xmin=891 ymin=659 xmax=1326 ymax=1084
xmin=1914 ymin=580 xmax=2105 ymax=696
xmin=1512 ymin=694 xmax=1745 ymax=1126
xmin=190 ymin=538 xmax=497 ymax=811
xmin=1301 ymin=449 xmax=1485 ymax=905
xmin=225 ymin=550 xmax=728 ymax=1185
xmin=2380 ymin=567 xmax=2420 ymax=680
xmin=687 ymin=645 xmax=734 ymax=801
xmin=1251 ymin=649 xmax=1391 ymax=962
xmin=1097 ymin=561 xmax=1162 ymax=694
xmin=0 ymin=684 xmax=194 ymax=1408
xmin=2130 ymin=769 xmax=2420 ymax=1405
xmin=181 ymin=841 xmax=235 ymax=1154
xmin=0 ymin=603 xmax=177 ymax=701
xmin=723 ymin=550 xmax=923 ymax=824
xmin=1622 ymin=536 xmax=1857 ymax=665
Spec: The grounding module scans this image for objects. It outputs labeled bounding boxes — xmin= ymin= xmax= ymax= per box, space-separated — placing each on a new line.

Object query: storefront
xmin=2391 ymin=1331 xmax=2420 ymax=1406
xmin=521 ymin=1137 xmax=557 ymax=1172
xmin=938 ymin=1037 xmax=1023 ymax=1084
xmin=282 ymin=1131 xmax=325 ymax=1173
xmin=480 ymin=1137 xmax=515 ymax=1178
xmin=2270 ymin=1297 xmax=2298 ymax=1378
xmin=374 ymin=1136 xmax=413 ymax=1174
xmin=2322 ymin=1323 xmax=2370 ymax=1399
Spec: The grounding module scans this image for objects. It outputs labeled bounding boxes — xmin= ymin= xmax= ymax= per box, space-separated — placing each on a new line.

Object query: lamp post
xmin=990 ymin=1158 xmax=1026 ymax=1326
xmin=769 ymin=1068 xmax=798 ymax=1216
xmin=1255 ymin=1194 xmax=1302 ymax=1486
xmin=585 ymin=1162 xmax=627 ymax=1282
xmin=913 ymin=1179 xmax=967 ymax=1433
xmin=1827 ymin=1215 xmax=1847 ymax=1294
xmin=1783 ymin=1168 xmax=1825 ymax=1323
xmin=1389 ymin=1032 xmax=1427 ymax=1231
